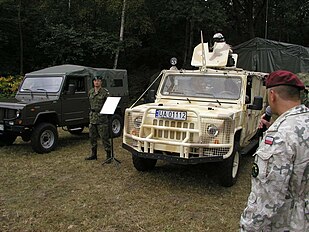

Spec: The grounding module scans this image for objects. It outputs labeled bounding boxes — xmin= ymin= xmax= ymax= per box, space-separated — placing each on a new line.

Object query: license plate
xmin=155 ymin=110 xmax=187 ymax=121
xmin=0 ymin=124 xmax=3 ymax=131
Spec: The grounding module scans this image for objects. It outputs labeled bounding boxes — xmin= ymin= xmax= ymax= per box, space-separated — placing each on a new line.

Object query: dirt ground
xmin=0 ymin=129 xmax=254 ymax=232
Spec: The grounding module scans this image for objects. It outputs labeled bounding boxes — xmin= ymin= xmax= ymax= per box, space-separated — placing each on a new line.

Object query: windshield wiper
xmin=216 ymin=99 xmax=221 ymax=106
xmin=22 ymin=88 xmax=33 ymax=98
xmin=36 ymin=88 xmax=49 ymax=98
xmin=186 ymin=98 xmax=191 ymax=103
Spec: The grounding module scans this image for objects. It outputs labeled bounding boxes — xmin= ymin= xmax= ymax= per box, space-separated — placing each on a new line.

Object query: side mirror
xmin=248 ymin=96 xmax=263 ymax=110
xmin=67 ymin=84 xmax=76 ymax=95
xmin=145 ymin=89 xmax=156 ymax=103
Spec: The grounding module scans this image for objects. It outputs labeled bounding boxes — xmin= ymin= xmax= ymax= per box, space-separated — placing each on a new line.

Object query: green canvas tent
xmin=233 ymin=38 xmax=309 ymax=73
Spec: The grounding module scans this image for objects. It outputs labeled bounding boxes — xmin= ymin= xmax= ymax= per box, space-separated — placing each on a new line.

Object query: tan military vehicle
xmin=123 ymin=40 xmax=267 ymax=187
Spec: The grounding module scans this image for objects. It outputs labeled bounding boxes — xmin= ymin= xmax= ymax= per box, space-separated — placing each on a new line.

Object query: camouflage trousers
xmin=89 ymin=123 xmax=111 ymax=152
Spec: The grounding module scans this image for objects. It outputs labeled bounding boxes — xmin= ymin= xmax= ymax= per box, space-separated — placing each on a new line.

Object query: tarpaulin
xmin=233 ymin=38 xmax=309 ymax=73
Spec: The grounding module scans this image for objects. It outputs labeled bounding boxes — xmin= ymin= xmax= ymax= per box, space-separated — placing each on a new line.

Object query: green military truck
xmin=0 ymin=64 xmax=129 ymax=153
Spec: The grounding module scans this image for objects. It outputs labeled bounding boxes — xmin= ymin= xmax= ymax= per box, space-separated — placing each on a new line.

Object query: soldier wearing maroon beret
xmin=266 ymin=70 xmax=305 ymax=90
xmin=240 ymin=70 xmax=309 ymax=231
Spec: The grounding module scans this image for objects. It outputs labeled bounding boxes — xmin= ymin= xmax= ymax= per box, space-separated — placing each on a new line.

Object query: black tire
xmin=218 ymin=141 xmax=240 ymax=187
xmin=31 ymin=123 xmax=58 ymax=154
xmin=110 ymin=114 xmax=123 ymax=138
xmin=68 ymin=126 xmax=84 ymax=135
xmin=0 ymin=134 xmax=17 ymax=146
xmin=132 ymin=155 xmax=157 ymax=171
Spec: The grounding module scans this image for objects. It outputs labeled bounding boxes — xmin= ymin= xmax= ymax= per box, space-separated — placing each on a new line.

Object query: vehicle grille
xmin=153 ymin=119 xmax=195 ymax=141
xmin=0 ymin=108 xmax=16 ymax=121
xmin=125 ymin=111 xmax=234 ymax=158
xmin=151 ymin=118 xmax=232 ymax=142
xmin=151 ymin=117 xmax=233 ymax=157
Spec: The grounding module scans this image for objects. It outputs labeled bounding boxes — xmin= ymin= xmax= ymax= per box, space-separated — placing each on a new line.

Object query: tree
xmin=0 ymin=0 xmax=20 ymax=74
xmin=267 ymin=0 xmax=309 ymax=45
xmin=225 ymin=0 xmax=268 ymax=42
xmin=0 ymin=0 xmax=307 ymax=76
xmin=17 ymin=0 xmax=23 ymax=75
xmin=114 ymin=0 xmax=126 ymax=69
xmin=144 ymin=0 xmax=228 ymax=68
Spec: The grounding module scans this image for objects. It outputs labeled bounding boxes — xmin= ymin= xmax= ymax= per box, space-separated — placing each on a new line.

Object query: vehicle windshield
xmin=160 ymin=74 xmax=242 ymax=100
xmin=20 ymin=76 xmax=63 ymax=93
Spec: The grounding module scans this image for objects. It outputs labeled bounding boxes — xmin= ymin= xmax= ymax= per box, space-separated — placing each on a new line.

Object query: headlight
xmin=207 ymin=124 xmax=219 ymax=137
xmin=133 ymin=116 xmax=143 ymax=128
xmin=16 ymin=110 xmax=21 ymax=118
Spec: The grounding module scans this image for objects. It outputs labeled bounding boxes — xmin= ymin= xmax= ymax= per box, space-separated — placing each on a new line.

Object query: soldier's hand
xmin=258 ymin=114 xmax=272 ymax=129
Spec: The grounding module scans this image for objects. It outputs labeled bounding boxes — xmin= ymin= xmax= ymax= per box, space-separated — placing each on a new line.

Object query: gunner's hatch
xmin=191 ymin=42 xmax=238 ymax=68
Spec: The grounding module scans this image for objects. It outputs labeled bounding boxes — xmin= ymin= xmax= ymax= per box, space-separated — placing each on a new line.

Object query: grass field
xmin=0 ymin=129 xmax=254 ymax=232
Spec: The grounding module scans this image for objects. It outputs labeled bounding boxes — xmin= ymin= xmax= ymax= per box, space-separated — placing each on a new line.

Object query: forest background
xmin=0 ymin=0 xmax=308 ymax=95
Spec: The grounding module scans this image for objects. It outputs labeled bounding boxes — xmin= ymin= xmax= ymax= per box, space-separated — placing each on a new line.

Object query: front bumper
xmin=0 ymin=123 xmax=25 ymax=135
xmin=123 ymin=143 xmax=224 ymax=164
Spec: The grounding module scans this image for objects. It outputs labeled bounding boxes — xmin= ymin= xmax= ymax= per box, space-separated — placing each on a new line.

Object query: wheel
xmin=218 ymin=141 xmax=240 ymax=187
xmin=31 ymin=123 xmax=58 ymax=154
xmin=68 ymin=126 xmax=84 ymax=135
xmin=110 ymin=114 xmax=123 ymax=138
xmin=0 ymin=133 xmax=17 ymax=146
xmin=132 ymin=155 xmax=157 ymax=171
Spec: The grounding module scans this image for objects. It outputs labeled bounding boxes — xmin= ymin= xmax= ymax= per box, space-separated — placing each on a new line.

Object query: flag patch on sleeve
xmin=265 ymin=136 xmax=274 ymax=145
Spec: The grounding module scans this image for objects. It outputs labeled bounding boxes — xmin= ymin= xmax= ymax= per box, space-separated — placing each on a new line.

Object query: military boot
xmin=103 ymin=151 xmax=112 ymax=164
xmin=85 ymin=146 xmax=97 ymax=160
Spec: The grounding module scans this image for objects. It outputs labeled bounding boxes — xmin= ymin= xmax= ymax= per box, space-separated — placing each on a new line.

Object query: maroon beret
xmin=266 ymin=70 xmax=305 ymax=90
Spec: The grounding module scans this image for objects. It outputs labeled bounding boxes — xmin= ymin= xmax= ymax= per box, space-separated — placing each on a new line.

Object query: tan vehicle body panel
xmin=123 ymin=66 xmax=267 ymax=162
xmin=123 ymin=41 xmax=268 ymax=166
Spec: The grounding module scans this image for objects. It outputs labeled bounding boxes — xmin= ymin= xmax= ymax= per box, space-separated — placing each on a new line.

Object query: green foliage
xmin=0 ymin=0 xmax=308 ymax=75
xmin=0 ymin=75 xmax=23 ymax=98
xmin=37 ymin=24 xmax=119 ymax=67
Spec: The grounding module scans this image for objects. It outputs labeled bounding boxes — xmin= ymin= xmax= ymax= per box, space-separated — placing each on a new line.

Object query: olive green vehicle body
xmin=0 ymin=65 xmax=129 ymax=153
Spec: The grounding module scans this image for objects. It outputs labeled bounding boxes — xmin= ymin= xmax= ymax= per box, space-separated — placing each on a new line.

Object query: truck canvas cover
xmin=27 ymin=65 xmax=129 ymax=96
xmin=233 ymin=37 xmax=309 ymax=73
xmin=26 ymin=64 xmax=93 ymax=77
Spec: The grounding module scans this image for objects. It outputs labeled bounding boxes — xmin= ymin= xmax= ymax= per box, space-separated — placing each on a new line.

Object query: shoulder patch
xmin=252 ymin=163 xmax=259 ymax=178
xmin=264 ymin=135 xmax=274 ymax=145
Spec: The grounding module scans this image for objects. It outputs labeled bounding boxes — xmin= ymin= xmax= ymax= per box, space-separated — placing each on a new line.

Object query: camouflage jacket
xmin=89 ymin=87 xmax=109 ymax=124
xmin=240 ymin=104 xmax=309 ymax=232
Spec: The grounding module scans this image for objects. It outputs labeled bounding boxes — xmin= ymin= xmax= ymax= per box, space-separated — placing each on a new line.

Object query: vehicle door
xmin=245 ymin=75 xmax=266 ymax=139
xmin=61 ymin=75 xmax=90 ymax=126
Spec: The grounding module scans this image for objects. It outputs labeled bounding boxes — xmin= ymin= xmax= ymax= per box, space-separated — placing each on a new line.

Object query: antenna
xmin=200 ymin=31 xmax=206 ymax=68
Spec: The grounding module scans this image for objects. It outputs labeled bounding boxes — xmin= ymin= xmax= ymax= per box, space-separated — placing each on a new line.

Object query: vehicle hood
xmin=0 ymin=98 xmax=26 ymax=110
xmin=132 ymin=102 xmax=240 ymax=119
xmin=0 ymin=97 xmax=56 ymax=110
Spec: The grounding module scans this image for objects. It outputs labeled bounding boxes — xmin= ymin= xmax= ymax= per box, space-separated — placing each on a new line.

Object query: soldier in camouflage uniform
xmin=240 ymin=70 xmax=309 ymax=231
xmin=85 ymin=76 xmax=111 ymax=163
